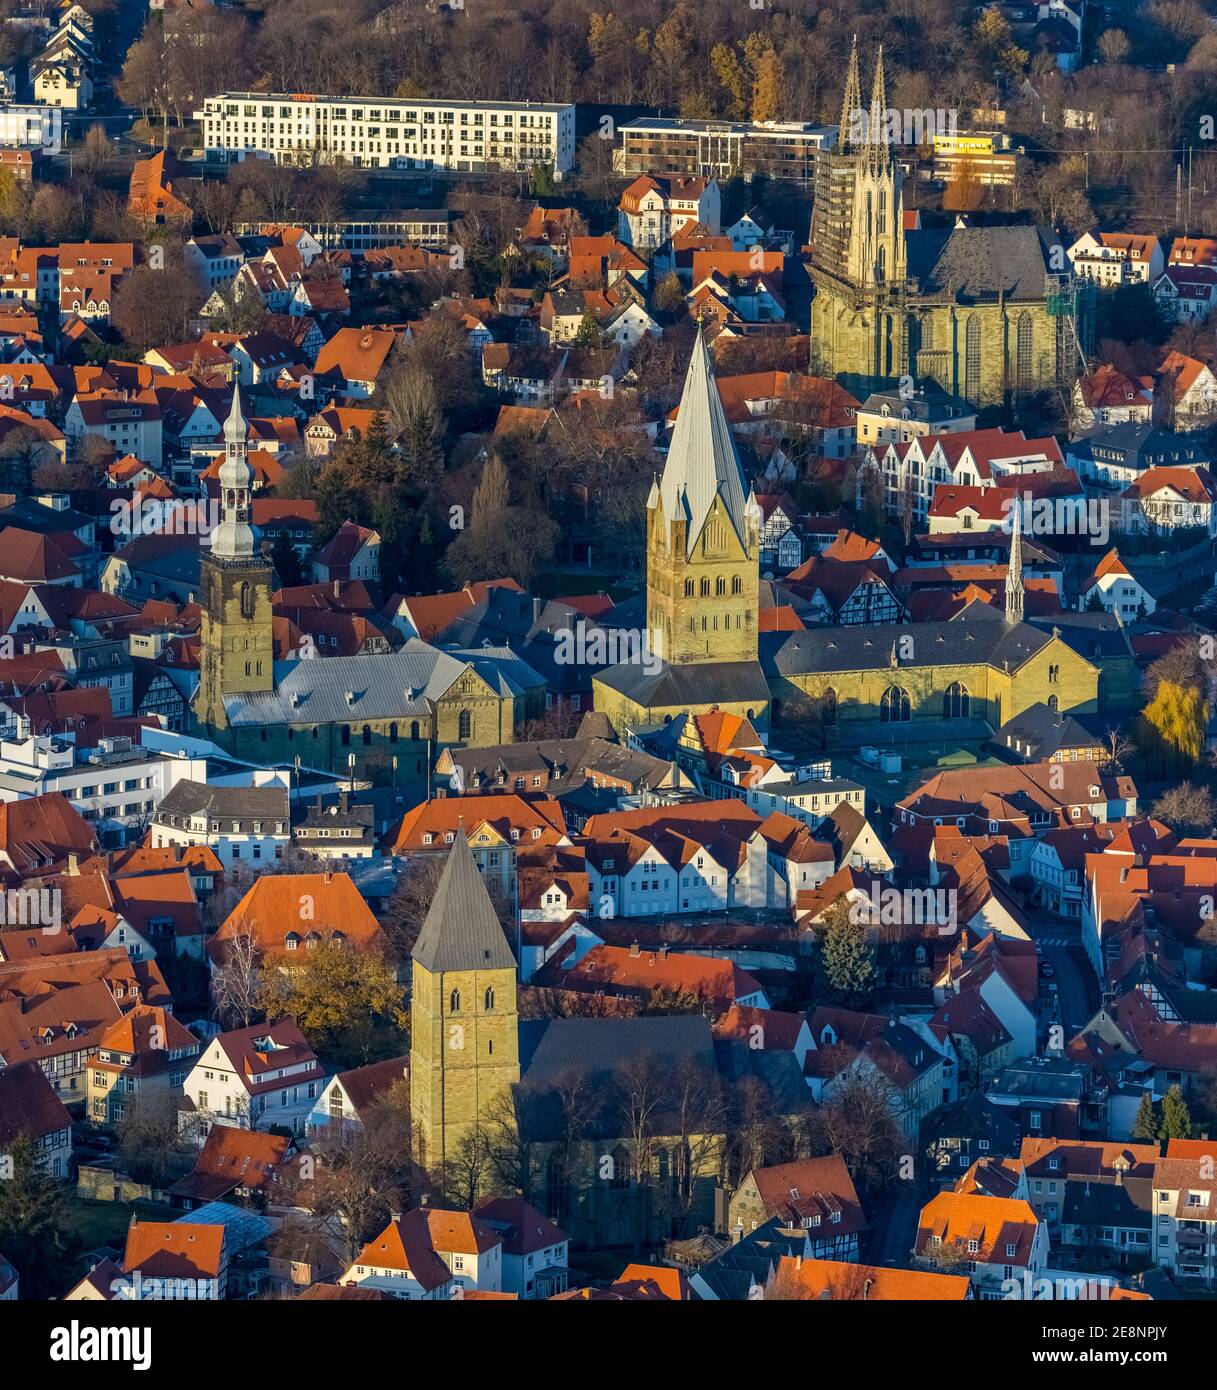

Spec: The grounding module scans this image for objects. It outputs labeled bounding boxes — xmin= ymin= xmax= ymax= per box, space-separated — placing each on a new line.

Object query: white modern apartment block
xmin=0 ymin=103 xmax=62 ymax=154
xmin=0 ymin=729 xmax=207 ymax=834
xmin=195 ymin=92 xmax=577 ymax=177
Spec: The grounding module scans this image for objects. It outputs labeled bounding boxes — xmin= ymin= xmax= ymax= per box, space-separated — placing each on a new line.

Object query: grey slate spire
xmin=658 ymin=324 xmax=751 ymax=557
xmin=411 ymin=831 xmax=517 ymax=974
xmin=1005 ymin=496 xmax=1024 ymax=626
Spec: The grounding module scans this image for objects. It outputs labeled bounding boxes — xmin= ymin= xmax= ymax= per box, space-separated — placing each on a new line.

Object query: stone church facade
xmin=809 ymin=41 xmax=1088 ymax=405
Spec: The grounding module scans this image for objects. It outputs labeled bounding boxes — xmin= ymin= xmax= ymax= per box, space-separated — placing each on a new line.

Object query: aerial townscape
xmin=0 ymin=0 xmax=1216 ymax=1348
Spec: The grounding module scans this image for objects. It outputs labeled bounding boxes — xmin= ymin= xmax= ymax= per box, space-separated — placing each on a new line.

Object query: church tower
xmin=409 ymin=834 xmax=520 ymax=1173
xmin=844 ymin=46 xmax=907 ymax=292
xmin=194 ymin=384 xmax=274 ymax=732
xmin=809 ymin=40 xmax=908 ymax=383
xmin=645 ymin=326 xmax=760 ymax=666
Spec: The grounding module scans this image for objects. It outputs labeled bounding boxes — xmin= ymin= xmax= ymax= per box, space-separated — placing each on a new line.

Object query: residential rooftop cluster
xmin=0 ymin=0 xmax=1215 ymax=1329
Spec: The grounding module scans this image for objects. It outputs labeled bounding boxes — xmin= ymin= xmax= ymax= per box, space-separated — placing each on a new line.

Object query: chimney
xmin=324 ymin=870 xmax=332 ymax=884
xmin=66 ymin=851 xmax=81 ymax=875
xmin=629 ymin=941 xmax=640 ymax=957
xmin=390 ymin=1210 xmax=401 ymax=1224
xmin=658 ymin=944 xmax=669 ymax=959
xmin=862 ymin=1277 xmax=874 ymax=1300
xmin=340 ymin=790 xmax=349 ymax=815
xmin=532 ymin=596 xmax=542 ymax=624
xmin=333 ymin=579 xmax=340 ymax=599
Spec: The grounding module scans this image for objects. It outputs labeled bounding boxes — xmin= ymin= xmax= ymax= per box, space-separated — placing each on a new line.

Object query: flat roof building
xmin=196 ymin=92 xmax=576 ymax=177
xmin=618 ymin=116 xmax=836 ymax=183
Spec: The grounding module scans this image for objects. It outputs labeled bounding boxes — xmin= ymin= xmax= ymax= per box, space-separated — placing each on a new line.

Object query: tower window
xmin=684 ymin=579 xmax=694 ymax=597
xmin=449 ymin=989 xmax=460 ymax=1012
xmin=715 ymin=576 xmax=725 ymax=596
xmin=410 ymin=720 xmax=420 ymax=741
xmin=700 ymin=578 xmax=710 ymax=596
xmin=240 ymin=581 xmax=254 ymax=619
xmin=484 ymin=986 xmax=495 ymax=1009
xmin=362 ymin=725 xmax=372 ymax=746
xmin=731 ymin=575 xmax=742 ymax=595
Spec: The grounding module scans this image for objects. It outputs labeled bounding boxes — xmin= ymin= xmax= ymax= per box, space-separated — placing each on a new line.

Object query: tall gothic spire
xmin=658 ymin=324 xmax=751 ymax=556
xmin=865 ymin=44 xmax=890 ymax=168
xmin=1005 ymin=498 xmax=1024 ymax=626
xmin=837 ymin=34 xmax=863 ymax=152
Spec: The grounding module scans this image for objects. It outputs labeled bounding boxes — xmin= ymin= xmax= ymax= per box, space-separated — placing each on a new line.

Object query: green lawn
xmin=61 ymin=1196 xmax=176 ymax=1256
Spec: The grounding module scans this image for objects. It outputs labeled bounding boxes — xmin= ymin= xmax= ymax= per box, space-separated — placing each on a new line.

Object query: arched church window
xmin=965 ymin=315 xmax=982 ymax=403
xmin=1016 ymin=311 xmax=1034 ymax=396
xmin=943 ymin=682 xmax=970 ymax=719
xmin=458 ymin=709 xmax=472 ymax=739
xmin=449 ymin=989 xmax=460 ymax=1012
xmin=684 ymin=579 xmax=694 ymax=597
xmin=880 ymin=685 xmax=911 ymax=723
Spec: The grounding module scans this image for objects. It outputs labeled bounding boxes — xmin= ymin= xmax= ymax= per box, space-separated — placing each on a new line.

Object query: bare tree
xmin=210 ymin=926 xmax=264 ymax=1029
xmin=808 ymin=1067 xmax=906 ymax=1197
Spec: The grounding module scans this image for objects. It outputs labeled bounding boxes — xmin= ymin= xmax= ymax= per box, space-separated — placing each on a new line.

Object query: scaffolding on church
xmin=1045 ymin=274 xmax=1095 ymax=380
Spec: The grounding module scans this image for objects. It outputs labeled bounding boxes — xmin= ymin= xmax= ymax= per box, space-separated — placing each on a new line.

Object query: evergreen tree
xmin=1131 ymin=1092 xmax=1158 ymax=1140
xmin=394 ymin=394 xmax=444 ymax=496
xmin=1159 ymin=1084 xmax=1193 ymax=1140
xmin=572 ymin=310 xmax=603 ymax=348
xmin=816 ymin=898 xmax=876 ymax=1009
xmin=0 ymin=1133 xmax=75 ymax=1299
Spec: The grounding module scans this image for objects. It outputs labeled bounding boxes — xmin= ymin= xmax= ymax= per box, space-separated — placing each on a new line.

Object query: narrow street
xmin=1026 ymin=915 xmax=1100 ymax=1041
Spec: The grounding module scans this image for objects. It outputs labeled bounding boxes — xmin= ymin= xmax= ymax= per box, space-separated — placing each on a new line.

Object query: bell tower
xmin=645 ymin=326 xmax=760 ymax=666
xmin=409 ymin=834 xmax=520 ymax=1173
xmin=194 ymin=384 xmax=274 ymax=732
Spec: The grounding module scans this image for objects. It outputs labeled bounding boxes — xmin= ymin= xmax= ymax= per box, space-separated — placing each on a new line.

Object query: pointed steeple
xmin=412 ymin=832 xmax=516 ymax=974
xmin=837 ymin=34 xmax=863 ymax=151
xmin=224 ymin=380 xmax=246 ymax=447
xmin=866 ymin=45 xmax=890 ymax=168
xmin=211 ymin=381 xmax=255 ymax=561
xmin=1005 ymin=497 xmax=1024 ymax=626
xmin=659 ymin=325 xmax=750 ymax=557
